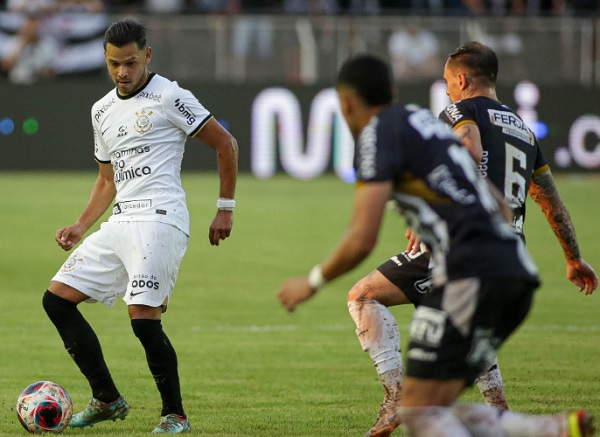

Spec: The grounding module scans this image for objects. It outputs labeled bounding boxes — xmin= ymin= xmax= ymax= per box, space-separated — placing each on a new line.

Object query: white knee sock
xmin=348 ymin=299 xmax=403 ymax=396
xmin=474 ymin=356 xmax=508 ymax=409
xmin=398 ymin=406 xmax=473 ymax=437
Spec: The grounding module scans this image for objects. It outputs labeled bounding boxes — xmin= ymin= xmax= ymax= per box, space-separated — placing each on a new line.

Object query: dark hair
xmin=103 ymin=18 xmax=147 ymax=50
xmin=447 ymin=41 xmax=498 ymax=85
xmin=336 ymin=54 xmax=393 ymax=106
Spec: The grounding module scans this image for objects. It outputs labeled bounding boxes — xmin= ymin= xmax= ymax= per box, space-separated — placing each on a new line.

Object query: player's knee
xmin=42 ymin=290 xmax=75 ymax=317
xmin=347 ymin=276 xmax=374 ymax=302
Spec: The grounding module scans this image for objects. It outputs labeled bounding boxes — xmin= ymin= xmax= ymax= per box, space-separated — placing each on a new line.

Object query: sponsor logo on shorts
xmin=130 ymin=274 xmax=160 ymax=291
xmin=467 ymin=327 xmax=501 ymax=368
xmin=414 ymin=277 xmax=433 ymax=294
xmin=406 ymin=348 xmax=438 ymax=362
xmin=409 ymin=306 xmax=447 ymax=347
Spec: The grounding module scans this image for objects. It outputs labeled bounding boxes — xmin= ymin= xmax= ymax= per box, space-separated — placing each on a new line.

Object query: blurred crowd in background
xmin=0 ymin=0 xmax=598 ymax=84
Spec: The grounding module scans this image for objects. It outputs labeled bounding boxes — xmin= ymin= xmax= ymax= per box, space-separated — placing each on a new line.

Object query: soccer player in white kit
xmin=42 ymin=19 xmax=238 ymax=434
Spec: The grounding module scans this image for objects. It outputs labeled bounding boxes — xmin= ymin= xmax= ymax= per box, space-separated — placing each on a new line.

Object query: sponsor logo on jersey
xmin=428 ymin=164 xmax=477 ymax=205
xmin=113 ymin=199 xmax=152 ymax=214
xmin=94 ymin=98 xmax=116 ymax=122
xmin=488 ymin=109 xmax=535 ymax=145
xmin=134 ymin=108 xmax=154 ymax=134
xmin=174 ymin=98 xmax=197 ymax=126
xmin=112 ymin=146 xmax=150 ymax=159
xmin=114 ymin=165 xmax=152 ymax=184
xmin=356 ymin=116 xmax=378 ymax=179
xmin=117 ymin=125 xmax=128 ymax=138
xmin=137 ymin=91 xmax=162 ymax=102
xmin=444 ymin=104 xmax=463 ymax=124
xmin=478 ymin=150 xmax=489 ymax=177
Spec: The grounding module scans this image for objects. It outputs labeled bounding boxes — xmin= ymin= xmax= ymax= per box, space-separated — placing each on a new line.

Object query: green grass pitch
xmin=1 ymin=172 xmax=599 ymax=436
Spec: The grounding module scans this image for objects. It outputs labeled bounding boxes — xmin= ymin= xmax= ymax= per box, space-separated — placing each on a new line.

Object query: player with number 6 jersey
xmin=439 ymin=96 xmax=546 ymax=235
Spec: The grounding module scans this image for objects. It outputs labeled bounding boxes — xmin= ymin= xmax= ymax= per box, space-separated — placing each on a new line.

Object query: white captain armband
xmin=216 ymin=197 xmax=236 ymax=211
xmin=308 ymin=264 xmax=327 ymax=290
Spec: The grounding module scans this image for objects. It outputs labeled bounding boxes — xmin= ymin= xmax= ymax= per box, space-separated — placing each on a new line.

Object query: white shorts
xmin=52 ymin=221 xmax=189 ymax=308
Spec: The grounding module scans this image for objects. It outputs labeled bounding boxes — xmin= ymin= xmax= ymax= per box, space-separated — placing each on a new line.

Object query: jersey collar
xmin=115 ymin=72 xmax=156 ymax=100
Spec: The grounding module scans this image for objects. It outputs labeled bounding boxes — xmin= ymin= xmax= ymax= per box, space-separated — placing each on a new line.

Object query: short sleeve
xmin=164 ymin=84 xmax=212 ymax=137
xmin=93 ymin=118 xmax=110 ymax=163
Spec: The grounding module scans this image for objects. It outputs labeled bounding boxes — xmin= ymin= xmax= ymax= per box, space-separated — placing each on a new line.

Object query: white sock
xmin=475 ymin=356 xmax=508 ymax=409
xmin=398 ymin=406 xmax=472 ymax=437
xmin=348 ymin=299 xmax=403 ymax=396
xmin=453 ymin=403 xmax=565 ymax=437
xmin=452 ymin=403 xmax=507 ymax=436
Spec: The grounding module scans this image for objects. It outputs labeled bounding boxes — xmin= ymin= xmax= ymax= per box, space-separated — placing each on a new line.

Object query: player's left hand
xmin=209 ymin=210 xmax=233 ymax=246
xmin=277 ymin=277 xmax=317 ymax=312
xmin=567 ymin=258 xmax=598 ymax=295
xmin=405 ymin=228 xmax=422 ymax=255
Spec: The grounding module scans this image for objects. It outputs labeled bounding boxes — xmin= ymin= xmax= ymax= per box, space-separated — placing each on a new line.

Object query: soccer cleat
xmin=364 ymin=395 xmax=402 ymax=437
xmin=152 ymin=414 xmax=191 ymax=434
xmin=69 ymin=395 xmax=129 ymax=428
xmin=563 ymin=410 xmax=595 ymax=437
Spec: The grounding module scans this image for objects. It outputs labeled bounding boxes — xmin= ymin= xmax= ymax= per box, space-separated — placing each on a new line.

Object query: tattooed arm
xmin=529 ymin=169 xmax=598 ymax=295
xmin=454 ymin=121 xmax=483 ymax=164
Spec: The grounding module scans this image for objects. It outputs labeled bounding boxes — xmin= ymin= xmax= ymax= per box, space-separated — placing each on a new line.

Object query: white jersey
xmin=92 ymin=73 xmax=212 ymax=236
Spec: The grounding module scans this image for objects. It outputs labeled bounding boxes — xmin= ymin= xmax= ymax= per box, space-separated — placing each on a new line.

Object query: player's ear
xmin=145 ymin=46 xmax=152 ymax=65
xmin=337 ymin=88 xmax=352 ymax=116
xmin=459 ymin=72 xmax=470 ymax=90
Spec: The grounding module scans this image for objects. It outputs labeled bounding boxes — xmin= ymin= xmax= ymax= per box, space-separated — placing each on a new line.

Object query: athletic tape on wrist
xmin=217 ymin=197 xmax=236 ymax=211
xmin=308 ymin=264 xmax=326 ymax=290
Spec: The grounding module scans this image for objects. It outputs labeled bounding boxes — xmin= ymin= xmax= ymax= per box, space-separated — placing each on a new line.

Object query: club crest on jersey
xmin=134 ymin=108 xmax=154 ymax=134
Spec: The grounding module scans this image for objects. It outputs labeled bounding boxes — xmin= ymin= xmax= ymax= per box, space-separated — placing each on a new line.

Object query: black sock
xmin=131 ymin=319 xmax=185 ymax=417
xmin=42 ymin=290 xmax=120 ymax=403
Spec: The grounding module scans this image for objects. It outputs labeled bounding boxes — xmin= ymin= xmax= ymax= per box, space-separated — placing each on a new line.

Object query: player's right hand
xmin=277 ymin=277 xmax=317 ymax=312
xmin=567 ymin=258 xmax=598 ymax=295
xmin=55 ymin=224 xmax=85 ymax=251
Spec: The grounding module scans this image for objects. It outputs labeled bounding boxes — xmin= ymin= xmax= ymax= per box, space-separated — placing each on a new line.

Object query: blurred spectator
xmin=283 ymin=0 xmax=340 ymax=14
xmin=339 ymin=0 xmax=381 ymax=14
xmin=47 ymin=0 xmax=108 ymax=77
xmin=0 ymin=14 xmax=59 ymax=83
xmin=0 ymin=0 xmax=107 ymax=83
xmin=569 ymin=0 xmax=600 ymax=15
xmin=5 ymin=0 xmax=55 ymax=14
xmin=195 ymin=0 xmax=233 ymax=12
xmin=229 ymin=0 xmax=276 ymax=81
xmin=103 ymin=0 xmax=144 ymax=13
xmin=145 ymin=0 xmax=188 ymax=13
xmin=387 ymin=24 xmax=441 ymax=81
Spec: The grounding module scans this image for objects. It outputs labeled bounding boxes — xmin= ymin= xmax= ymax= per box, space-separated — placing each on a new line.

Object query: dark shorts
xmin=376 ymin=251 xmax=432 ymax=306
xmin=405 ymin=276 xmax=537 ymax=386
